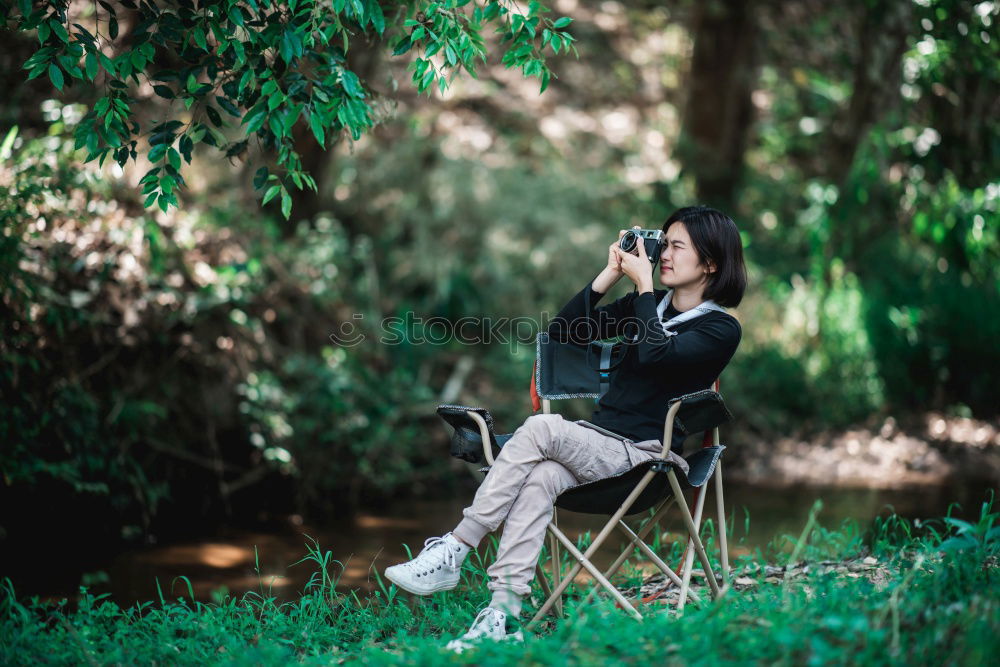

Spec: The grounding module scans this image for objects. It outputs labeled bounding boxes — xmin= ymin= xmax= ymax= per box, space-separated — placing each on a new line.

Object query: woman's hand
xmin=593 ymin=228 xmax=634 ymax=294
xmin=613 ymin=238 xmax=654 ymax=294
xmin=605 ymin=229 xmax=629 ymax=276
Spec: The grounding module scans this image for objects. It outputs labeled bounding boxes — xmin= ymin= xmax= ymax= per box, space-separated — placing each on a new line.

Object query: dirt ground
xmin=725 ymin=412 xmax=1000 ymax=490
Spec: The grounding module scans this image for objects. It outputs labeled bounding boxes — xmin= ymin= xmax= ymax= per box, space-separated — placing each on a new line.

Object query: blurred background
xmin=1 ymin=0 xmax=998 ymax=604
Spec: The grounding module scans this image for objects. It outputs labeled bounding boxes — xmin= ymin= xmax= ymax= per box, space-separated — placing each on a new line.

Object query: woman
xmin=385 ymin=206 xmax=747 ymax=649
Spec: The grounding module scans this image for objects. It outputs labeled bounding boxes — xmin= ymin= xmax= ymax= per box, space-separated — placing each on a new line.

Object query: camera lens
xmin=619 ymin=230 xmax=637 ymax=252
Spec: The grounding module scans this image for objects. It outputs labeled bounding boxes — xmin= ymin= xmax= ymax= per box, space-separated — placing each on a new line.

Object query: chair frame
xmin=462 ymin=388 xmax=731 ymax=626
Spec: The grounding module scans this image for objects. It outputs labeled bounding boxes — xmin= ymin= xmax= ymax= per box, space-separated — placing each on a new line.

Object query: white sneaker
xmin=384 ymin=533 xmax=469 ymax=596
xmin=446 ymin=607 xmax=524 ymax=653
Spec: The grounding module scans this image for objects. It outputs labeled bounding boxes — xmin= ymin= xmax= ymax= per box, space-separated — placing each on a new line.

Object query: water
xmin=97 ymin=480 xmax=994 ymax=606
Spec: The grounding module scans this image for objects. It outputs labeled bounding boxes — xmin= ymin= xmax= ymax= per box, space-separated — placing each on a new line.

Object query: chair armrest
xmin=683 ymin=446 xmax=726 ymax=487
xmin=436 ymin=404 xmax=502 ymax=465
xmin=465 ymin=411 xmax=496 ymax=466
xmin=660 ymin=389 xmax=733 ymax=457
xmin=659 ymin=399 xmax=685 ymax=459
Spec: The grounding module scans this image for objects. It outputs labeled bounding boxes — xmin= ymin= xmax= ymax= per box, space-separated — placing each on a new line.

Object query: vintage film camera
xmin=618 ymin=229 xmax=664 ymax=266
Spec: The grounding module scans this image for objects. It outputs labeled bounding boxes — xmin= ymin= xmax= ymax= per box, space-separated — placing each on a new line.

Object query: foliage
xmin=2 ymin=0 xmax=999 ymax=576
xmin=0 ymin=119 xmax=175 ymax=531
xmin=938 ymin=498 xmax=1000 ymax=558
xmin=2 ymin=503 xmax=999 ymax=664
xmin=2 ymin=0 xmax=575 ymax=216
xmin=0 ymin=117 xmax=453 ymax=539
xmin=737 ymin=0 xmax=999 ymax=425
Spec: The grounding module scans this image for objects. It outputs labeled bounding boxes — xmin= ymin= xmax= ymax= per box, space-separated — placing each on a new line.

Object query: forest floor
xmin=2 ymin=501 xmax=998 ymax=665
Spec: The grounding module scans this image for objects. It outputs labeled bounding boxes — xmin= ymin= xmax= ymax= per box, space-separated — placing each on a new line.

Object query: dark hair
xmin=662 ymin=206 xmax=748 ymax=307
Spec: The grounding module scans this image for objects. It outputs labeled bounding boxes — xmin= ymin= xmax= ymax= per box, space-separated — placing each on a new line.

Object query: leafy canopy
xmin=4 ymin=0 xmax=576 ymax=217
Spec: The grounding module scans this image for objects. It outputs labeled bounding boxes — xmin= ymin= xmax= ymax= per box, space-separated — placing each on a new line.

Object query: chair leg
xmin=614 ymin=520 xmax=702 ymax=606
xmin=579 ymin=499 xmax=700 ymax=608
xmin=715 ymin=461 xmax=730 ymax=587
xmin=528 ymin=470 xmax=658 ymax=626
xmin=535 ymin=563 xmax=554 ymax=602
xmin=528 ymin=524 xmax=642 ymax=628
xmin=550 ymin=509 xmax=563 ymax=617
xmin=667 ymin=471 xmax=721 ymax=599
xmin=678 ymin=480 xmax=709 ymax=611
xmin=581 ymin=498 xmax=674 ymax=604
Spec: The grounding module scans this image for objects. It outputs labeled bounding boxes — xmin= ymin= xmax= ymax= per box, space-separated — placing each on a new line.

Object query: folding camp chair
xmin=437 ymin=332 xmax=733 ymax=624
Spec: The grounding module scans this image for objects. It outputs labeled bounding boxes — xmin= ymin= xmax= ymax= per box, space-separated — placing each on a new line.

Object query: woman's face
xmin=658 ymin=222 xmax=712 ymax=290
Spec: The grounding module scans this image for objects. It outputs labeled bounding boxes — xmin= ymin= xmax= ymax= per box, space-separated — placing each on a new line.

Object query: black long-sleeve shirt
xmin=547 ymin=281 xmax=741 ymax=451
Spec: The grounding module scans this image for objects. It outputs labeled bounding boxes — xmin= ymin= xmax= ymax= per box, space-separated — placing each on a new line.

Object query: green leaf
xmin=167 ymin=147 xmax=181 ymax=171
xmin=194 ymin=28 xmax=208 ymax=52
xmin=153 ymin=85 xmax=174 ymax=99
xmin=392 ymin=36 xmax=412 ymax=56
xmin=309 ymin=111 xmax=325 ymax=146
xmin=48 ymin=64 xmax=64 ymax=91
xmin=85 ymin=52 xmax=99 ymax=81
xmin=369 ymin=1 xmax=385 ymax=34
xmin=232 ymin=40 xmax=246 ymax=64
xmin=253 ymin=166 xmax=269 ymax=190
xmin=262 ymin=184 xmax=281 ymax=205
xmin=37 ymin=21 xmax=51 ymax=44
xmin=553 ymin=17 xmax=573 ymax=28
xmin=216 ymin=96 xmax=242 ymax=118
xmin=99 ymin=52 xmax=115 ymax=75
xmin=244 ymin=104 xmax=268 ymax=133
xmin=280 ymin=31 xmax=294 ymax=63
xmin=148 ymin=143 xmax=168 ymax=163
xmin=420 ymin=67 xmax=434 ymax=91
xmin=206 ymin=105 xmax=223 ymax=127
xmin=280 ymin=188 xmax=292 ymax=219
xmin=26 ymin=63 xmax=46 ymax=80
xmin=944 ymin=518 xmax=976 ymax=535
xmin=282 ymin=103 xmax=302 ymax=135
xmin=49 ymin=19 xmax=70 ymax=43
xmin=341 ymin=70 xmax=365 ymax=98
xmin=179 ymin=135 xmax=194 ymax=162
xmin=235 ymin=70 xmax=252 ymax=94
xmin=109 ymin=16 xmax=119 ymax=40
xmin=228 ymin=6 xmax=244 ymax=27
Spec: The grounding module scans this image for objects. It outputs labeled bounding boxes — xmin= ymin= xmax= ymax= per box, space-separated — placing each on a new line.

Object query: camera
xmin=619 ymin=229 xmax=664 ymax=265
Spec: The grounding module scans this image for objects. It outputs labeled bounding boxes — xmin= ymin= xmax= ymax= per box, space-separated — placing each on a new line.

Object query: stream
xmin=95 ymin=479 xmax=993 ymax=605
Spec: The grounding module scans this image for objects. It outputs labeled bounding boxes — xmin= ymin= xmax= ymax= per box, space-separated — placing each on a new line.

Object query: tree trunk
xmin=826 ymin=2 xmax=912 ymax=186
xmin=679 ymin=0 xmax=759 ymax=211
xmin=823 ymin=1 xmax=912 ymax=281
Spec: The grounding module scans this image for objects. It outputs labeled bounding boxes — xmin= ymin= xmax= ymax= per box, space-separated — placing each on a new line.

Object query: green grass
xmin=2 ymin=498 xmax=998 ymax=666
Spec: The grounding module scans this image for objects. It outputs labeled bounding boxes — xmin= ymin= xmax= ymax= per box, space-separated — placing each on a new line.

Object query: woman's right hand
xmin=594 ymin=228 xmax=638 ymax=294
xmin=606 ymin=229 xmax=628 ymax=275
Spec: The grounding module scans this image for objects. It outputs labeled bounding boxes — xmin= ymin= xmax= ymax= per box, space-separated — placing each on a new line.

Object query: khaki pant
xmin=453 ymin=413 xmax=659 ymax=596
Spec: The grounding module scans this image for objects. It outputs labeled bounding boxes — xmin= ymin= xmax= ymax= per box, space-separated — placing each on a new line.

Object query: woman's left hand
xmin=613 ymin=238 xmax=654 ymax=293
